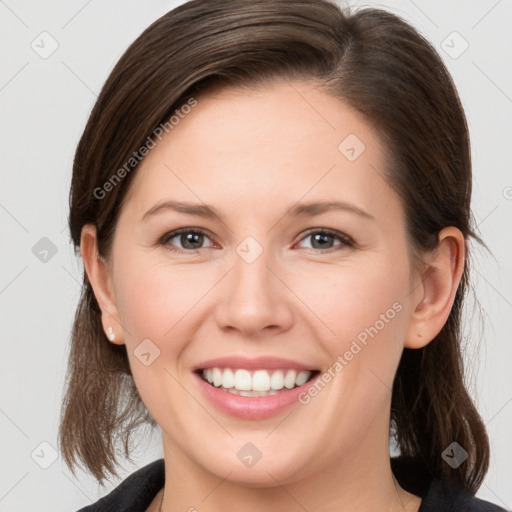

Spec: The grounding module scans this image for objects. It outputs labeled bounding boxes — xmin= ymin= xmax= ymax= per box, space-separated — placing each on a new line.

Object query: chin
xmin=197 ymin=449 xmax=316 ymax=488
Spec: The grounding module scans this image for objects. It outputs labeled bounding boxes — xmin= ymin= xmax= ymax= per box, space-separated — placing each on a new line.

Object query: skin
xmin=81 ymin=79 xmax=465 ymax=512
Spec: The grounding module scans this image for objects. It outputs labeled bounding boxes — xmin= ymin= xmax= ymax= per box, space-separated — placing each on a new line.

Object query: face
xmin=99 ymin=80 xmax=422 ymax=485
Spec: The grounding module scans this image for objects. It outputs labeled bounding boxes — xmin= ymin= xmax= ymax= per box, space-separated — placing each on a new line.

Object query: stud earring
xmin=106 ymin=326 xmax=115 ymax=342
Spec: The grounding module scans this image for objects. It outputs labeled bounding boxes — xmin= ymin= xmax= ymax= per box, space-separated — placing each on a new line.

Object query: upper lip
xmin=192 ymin=356 xmax=319 ymax=372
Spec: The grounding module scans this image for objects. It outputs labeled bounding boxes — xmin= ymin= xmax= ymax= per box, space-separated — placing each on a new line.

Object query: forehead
xmin=120 ymin=80 xmax=399 ymax=226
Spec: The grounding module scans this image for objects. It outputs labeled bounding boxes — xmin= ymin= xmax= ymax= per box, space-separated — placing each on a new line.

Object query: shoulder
xmin=76 ymin=458 xmax=165 ymax=512
xmin=391 ymin=456 xmax=507 ymax=512
xmin=420 ymin=478 xmax=508 ymax=512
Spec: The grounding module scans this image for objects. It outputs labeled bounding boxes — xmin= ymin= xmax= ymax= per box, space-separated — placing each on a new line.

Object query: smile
xmin=193 ymin=365 xmax=322 ymax=419
xmin=198 ymin=367 xmax=319 ymax=396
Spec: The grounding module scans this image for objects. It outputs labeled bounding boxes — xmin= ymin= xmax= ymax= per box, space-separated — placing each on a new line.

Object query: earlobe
xmin=80 ymin=224 xmax=125 ymax=345
xmin=404 ymin=227 xmax=465 ymax=349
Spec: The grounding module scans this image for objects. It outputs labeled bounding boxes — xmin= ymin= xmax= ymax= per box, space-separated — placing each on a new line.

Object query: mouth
xmin=195 ymin=367 xmax=321 ymax=397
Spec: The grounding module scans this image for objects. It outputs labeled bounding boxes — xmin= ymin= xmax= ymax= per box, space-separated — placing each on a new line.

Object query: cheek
xmin=112 ymin=257 xmax=206 ymax=426
xmin=301 ymin=252 xmax=407 ymax=327
xmin=293 ymin=257 xmax=409 ymax=441
xmin=113 ymin=253 xmax=206 ymax=344
xmin=300 ymin=251 xmax=410 ymax=385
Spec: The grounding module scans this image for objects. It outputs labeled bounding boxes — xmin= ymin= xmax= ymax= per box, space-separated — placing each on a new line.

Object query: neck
xmin=157 ymin=430 xmax=420 ymax=512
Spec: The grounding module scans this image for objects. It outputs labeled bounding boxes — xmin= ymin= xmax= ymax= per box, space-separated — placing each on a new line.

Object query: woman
xmin=59 ymin=0 xmax=508 ymax=510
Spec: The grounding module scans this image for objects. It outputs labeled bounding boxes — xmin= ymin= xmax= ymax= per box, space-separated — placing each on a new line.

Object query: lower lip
xmin=193 ymin=371 xmax=320 ymax=420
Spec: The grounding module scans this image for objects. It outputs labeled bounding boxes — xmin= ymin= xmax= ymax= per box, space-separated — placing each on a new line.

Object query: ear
xmin=404 ymin=227 xmax=466 ymax=349
xmin=80 ymin=224 xmax=125 ymax=345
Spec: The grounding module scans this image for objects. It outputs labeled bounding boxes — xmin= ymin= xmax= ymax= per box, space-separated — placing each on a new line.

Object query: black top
xmin=76 ymin=457 xmax=508 ymax=512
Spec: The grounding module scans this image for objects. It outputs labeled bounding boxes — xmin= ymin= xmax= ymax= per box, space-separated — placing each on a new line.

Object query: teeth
xmin=296 ymin=370 xmax=310 ymax=386
xmin=284 ymin=370 xmax=297 ymax=389
xmin=270 ymin=370 xmax=284 ymax=390
xmin=234 ymin=369 xmax=252 ymax=391
xmin=201 ymin=367 xmax=313 ymax=392
xmin=221 ymin=368 xmax=235 ymax=389
xmin=252 ymin=370 xmax=270 ymax=391
xmin=212 ymin=368 xmax=222 ymax=387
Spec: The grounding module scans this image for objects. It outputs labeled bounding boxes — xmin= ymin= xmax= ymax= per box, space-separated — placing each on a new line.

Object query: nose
xmin=213 ymin=242 xmax=294 ymax=338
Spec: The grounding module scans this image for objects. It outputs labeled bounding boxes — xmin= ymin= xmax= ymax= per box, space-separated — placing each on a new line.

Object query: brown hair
xmin=59 ymin=0 xmax=490 ymax=493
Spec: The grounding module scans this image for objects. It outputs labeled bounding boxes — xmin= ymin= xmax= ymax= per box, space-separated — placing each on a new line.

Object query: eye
xmin=159 ymin=227 xmax=354 ymax=253
xmin=295 ymin=228 xmax=354 ymax=252
xmin=160 ymin=228 xmax=215 ymax=252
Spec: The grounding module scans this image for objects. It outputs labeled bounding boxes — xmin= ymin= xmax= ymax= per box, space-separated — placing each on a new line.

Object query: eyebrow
xmin=141 ymin=200 xmax=375 ymax=222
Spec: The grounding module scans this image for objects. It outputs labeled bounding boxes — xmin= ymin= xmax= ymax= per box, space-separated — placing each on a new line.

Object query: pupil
xmin=182 ymin=232 xmax=202 ymax=249
xmin=179 ymin=233 xmax=333 ymax=250
xmin=312 ymin=233 xmax=332 ymax=249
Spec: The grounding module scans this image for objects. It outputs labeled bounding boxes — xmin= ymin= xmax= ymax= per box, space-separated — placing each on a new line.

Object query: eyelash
xmin=159 ymin=227 xmax=355 ymax=254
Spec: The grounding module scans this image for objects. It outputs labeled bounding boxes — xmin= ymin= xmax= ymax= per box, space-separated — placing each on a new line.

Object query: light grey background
xmin=1 ymin=1 xmax=511 ymax=510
